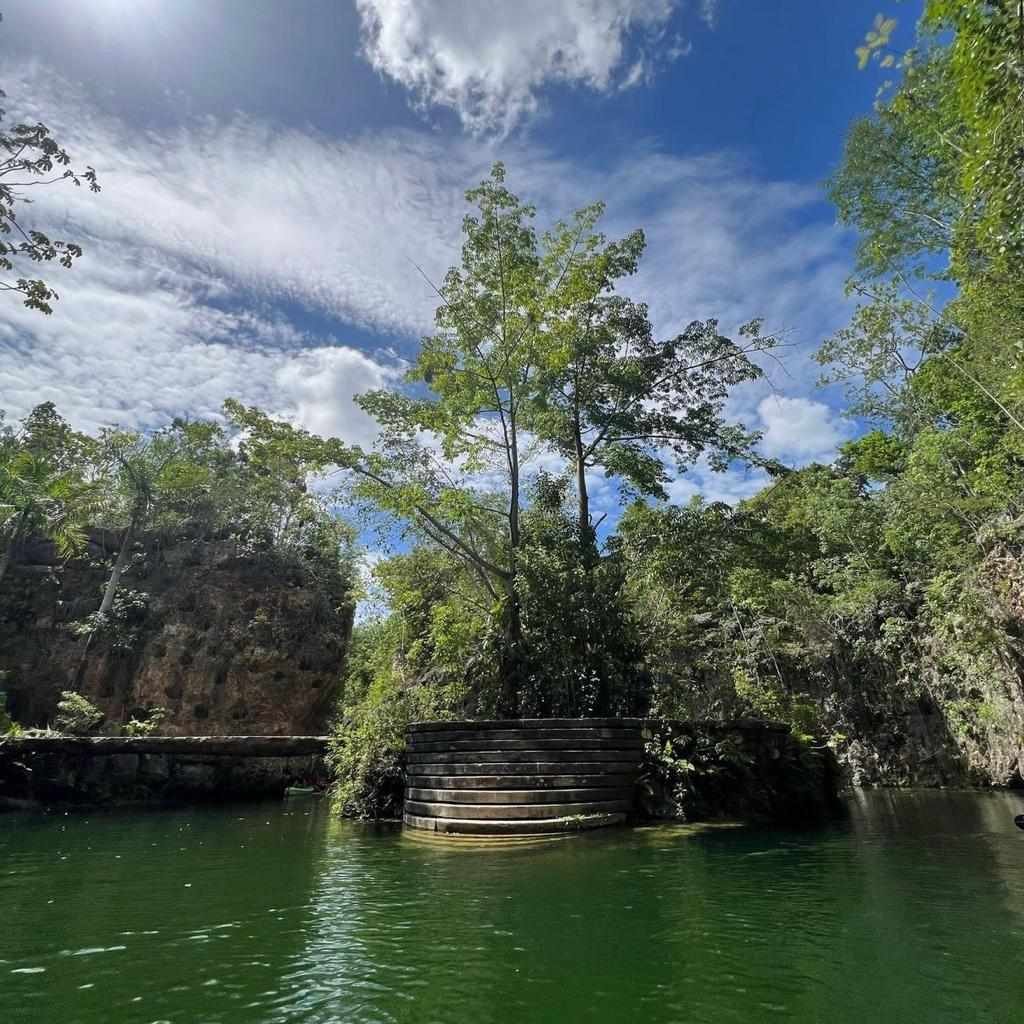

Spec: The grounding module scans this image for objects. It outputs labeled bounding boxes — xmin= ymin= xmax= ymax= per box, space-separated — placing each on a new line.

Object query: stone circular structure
xmin=403 ymin=719 xmax=643 ymax=835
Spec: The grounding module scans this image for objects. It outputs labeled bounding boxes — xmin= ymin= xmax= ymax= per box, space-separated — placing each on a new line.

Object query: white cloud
xmin=757 ymin=395 xmax=854 ymax=463
xmin=0 ymin=54 xmax=850 ymax=494
xmin=274 ymin=347 xmax=404 ymax=443
xmin=0 ymin=251 xmax=401 ymax=441
xmin=6 ymin=66 xmax=472 ymax=337
xmin=665 ymin=456 xmax=770 ymax=507
xmin=356 ymin=0 xmax=690 ymax=134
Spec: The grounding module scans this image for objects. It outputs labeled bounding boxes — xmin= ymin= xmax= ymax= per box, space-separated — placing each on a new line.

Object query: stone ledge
xmin=408 ymin=719 xmax=644 ymax=732
xmin=0 ymin=735 xmax=331 ymax=809
xmin=407 ymin=760 xmax=643 ymax=776
xmin=402 ymin=811 xmax=627 ymax=835
xmin=406 ymin=773 xmax=639 ymax=790
xmin=406 ymin=748 xmax=642 ymax=764
xmin=0 ymin=735 xmax=331 ymax=757
xmin=406 ymin=798 xmax=633 ymax=820
xmin=407 ymin=787 xmax=635 ymax=804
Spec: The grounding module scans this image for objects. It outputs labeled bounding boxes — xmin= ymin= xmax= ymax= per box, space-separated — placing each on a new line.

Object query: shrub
xmin=329 ymin=619 xmax=470 ymax=819
xmin=54 ymin=691 xmax=104 ymax=734
xmin=122 ymin=706 xmax=167 ymax=736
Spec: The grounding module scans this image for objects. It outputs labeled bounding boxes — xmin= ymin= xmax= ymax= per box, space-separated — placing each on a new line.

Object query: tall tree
xmin=308 ymin=164 xmax=774 ymax=711
xmin=351 ymin=165 xmax=547 ymax=710
xmin=826 ymin=1 xmax=1024 ymax=431
xmin=526 ymin=205 xmax=775 ymax=545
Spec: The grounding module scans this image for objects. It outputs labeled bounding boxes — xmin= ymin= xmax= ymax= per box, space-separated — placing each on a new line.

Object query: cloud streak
xmin=1 ymin=56 xmax=852 ymax=497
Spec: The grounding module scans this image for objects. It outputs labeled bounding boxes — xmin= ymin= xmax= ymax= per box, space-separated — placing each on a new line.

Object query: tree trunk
xmin=575 ymin=439 xmax=590 ymax=537
xmin=498 ymin=583 xmax=524 ymax=719
xmin=500 ymin=407 xmax=524 ymax=718
xmin=98 ymin=518 xmax=136 ymax=616
xmin=573 ymin=417 xmax=603 ymax=712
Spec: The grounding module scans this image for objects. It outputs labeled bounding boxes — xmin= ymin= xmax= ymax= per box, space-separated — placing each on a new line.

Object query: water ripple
xmin=1 ymin=793 xmax=1022 ymax=1023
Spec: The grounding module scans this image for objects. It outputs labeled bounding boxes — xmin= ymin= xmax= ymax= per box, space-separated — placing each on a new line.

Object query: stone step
xmin=406 ymin=748 xmax=641 ymax=765
xmin=407 ymin=787 xmax=635 ymax=805
xmin=402 ymin=811 xmax=628 ymax=835
xmin=407 ymin=728 xmax=642 ymax=745
xmin=408 ymin=760 xmax=641 ymax=776
xmin=407 ymin=736 xmax=644 ymax=753
xmin=406 ymin=773 xmax=639 ymax=790
xmin=407 ymin=719 xmax=643 ymax=734
xmin=405 ymin=799 xmax=633 ymax=820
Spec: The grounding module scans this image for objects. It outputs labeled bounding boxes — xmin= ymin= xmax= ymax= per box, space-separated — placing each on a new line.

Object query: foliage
xmin=0 ymin=403 xmax=100 ymax=583
xmin=0 ymin=15 xmax=101 ymax=313
xmin=1 ymin=401 xmax=359 ymax=609
xmin=597 ymin=3 xmax=1024 ymax=784
xmin=53 ymin=690 xmax=103 ymax=734
xmin=515 ymin=473 xmax=647 ymax=717
xmin=286 ymin=163 xmax=772 ymax=717
xmin=0 ymin=674 xmax=18 ymax=735
xmin=329 ymin=617 xmax=472 ymax=819
xmin=122 ymin=706 xmax=166 ymax=736
xmin=68 ymin=587 xmax=152 ymax=652
xmin=638 ymin=721 xmax=835 ymax=824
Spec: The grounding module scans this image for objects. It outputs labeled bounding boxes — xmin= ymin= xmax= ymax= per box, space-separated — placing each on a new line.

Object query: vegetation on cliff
xmin=0 ymin=402 xmax=357 ymax=734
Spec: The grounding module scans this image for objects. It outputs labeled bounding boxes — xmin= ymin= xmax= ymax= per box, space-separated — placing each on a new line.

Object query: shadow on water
xmin=2 ymin=790 xmax=1023 ymax=1023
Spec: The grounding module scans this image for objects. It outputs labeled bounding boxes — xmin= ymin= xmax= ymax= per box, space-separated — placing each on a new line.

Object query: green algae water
xmin=2 ymin=791 xmax=1022 ymax=1024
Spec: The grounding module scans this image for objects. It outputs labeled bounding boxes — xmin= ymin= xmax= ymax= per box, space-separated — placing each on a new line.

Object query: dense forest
xmin=329 ymin=1 xmax=1024 ymax=813
xmin=2 ymin=2 xmax=1023 ymax=813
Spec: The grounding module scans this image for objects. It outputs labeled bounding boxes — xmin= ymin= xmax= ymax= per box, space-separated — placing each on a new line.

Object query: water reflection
xmin=2 ymin=791 xmax=1023 ymax=1023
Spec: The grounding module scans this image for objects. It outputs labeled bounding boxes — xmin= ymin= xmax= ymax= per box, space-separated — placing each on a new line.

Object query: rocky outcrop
xmin=0 ymin=735 xmax=329 ymax=808
xmin=638 ymin=719 xmax=842 ymax=824
xmin=0 ymin=531 xmax=354 ymax=736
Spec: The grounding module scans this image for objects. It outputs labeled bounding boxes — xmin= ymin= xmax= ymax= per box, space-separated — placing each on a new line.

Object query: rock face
xmin=0 ymin=531 xmax=354 ymax=736
xmin=638 ymin=719 xmax=842 ymax=825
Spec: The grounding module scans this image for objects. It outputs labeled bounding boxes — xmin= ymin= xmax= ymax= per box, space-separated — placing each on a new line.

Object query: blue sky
xmin=1 ymin=0 xmax=920 ymax=515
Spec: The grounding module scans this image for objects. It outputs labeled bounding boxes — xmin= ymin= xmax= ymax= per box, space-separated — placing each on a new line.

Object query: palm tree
xmin=92 ymin=429 xmax=184 ymax=616
xmin=0 ymin=449 xmax=97 ymax=583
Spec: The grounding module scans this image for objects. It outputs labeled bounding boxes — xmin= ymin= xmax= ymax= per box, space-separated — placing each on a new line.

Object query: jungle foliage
xmin=3 ymin=3 xmax=1020 ymax=806
xmin=0 ymin=400 xmax=358 ymax=728
xmin=333 ymin=1 xmax=1024 ymax=812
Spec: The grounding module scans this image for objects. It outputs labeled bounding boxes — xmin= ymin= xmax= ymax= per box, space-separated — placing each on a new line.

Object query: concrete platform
xmin=402 ymin=720 xmax=643 ymax=836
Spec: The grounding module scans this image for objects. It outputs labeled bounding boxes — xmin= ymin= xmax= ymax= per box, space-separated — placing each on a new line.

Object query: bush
xmin=1 ymin=707 xmax=22 ymax=736
xmin=329 ymin=697 xmax=409 ymax=819
xmin=329 ymin=619 xmax=470 ymax=819
xmin=54 ymin=691 xmax=104 ymax=734
xmin=122 ymin=706 xmax=167 ymax=736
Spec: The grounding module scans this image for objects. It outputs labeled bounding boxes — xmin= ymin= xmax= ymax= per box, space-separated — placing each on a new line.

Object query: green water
xmin=2 ymin=791 xmax=1022 ymax=1024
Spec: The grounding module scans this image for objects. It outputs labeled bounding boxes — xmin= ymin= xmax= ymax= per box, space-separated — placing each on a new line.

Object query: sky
xmin=0 ymin=0 xmax=920 ymax=519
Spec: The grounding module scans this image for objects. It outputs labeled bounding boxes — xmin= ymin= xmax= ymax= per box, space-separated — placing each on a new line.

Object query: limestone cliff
xmin=0 ymin=530 xmax=354 ymax=735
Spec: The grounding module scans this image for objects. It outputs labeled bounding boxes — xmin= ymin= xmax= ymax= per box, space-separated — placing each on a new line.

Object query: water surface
xmin=2 ymin=790 xmax=1022 ymax=1023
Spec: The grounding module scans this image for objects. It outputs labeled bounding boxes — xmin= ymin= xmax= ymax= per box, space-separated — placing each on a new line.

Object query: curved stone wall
xmin=403 ymin=720 xmax=643 ymax=835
